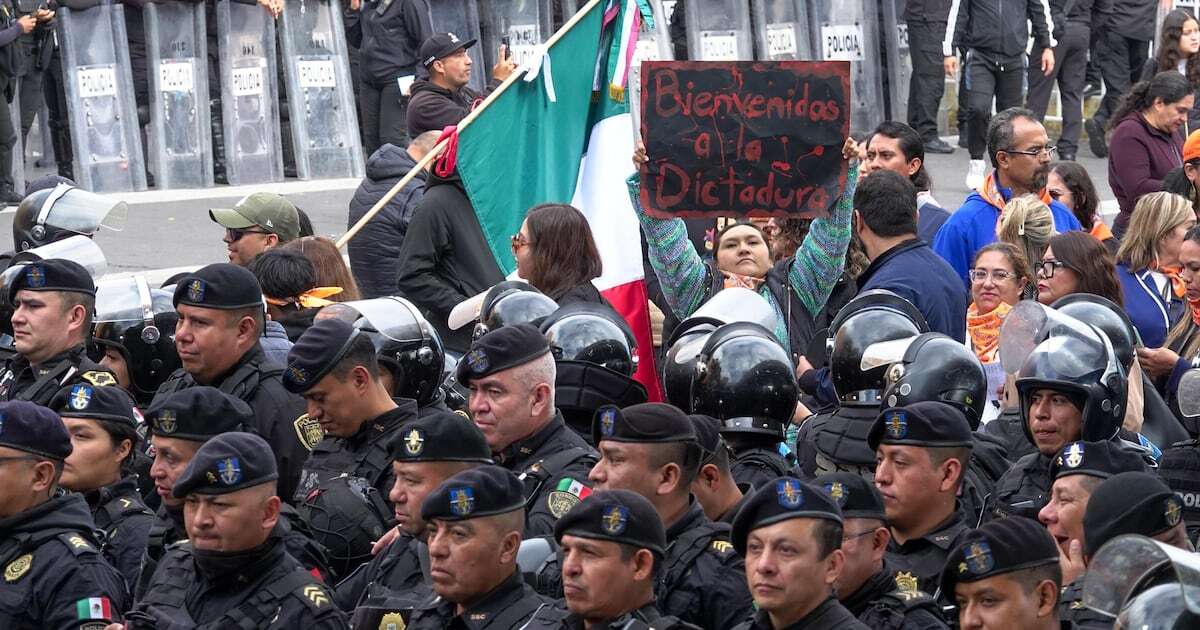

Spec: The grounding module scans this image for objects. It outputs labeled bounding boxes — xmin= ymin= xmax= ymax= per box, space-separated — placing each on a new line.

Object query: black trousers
xmin=965 ymin=50 xmax=1025 ymax=159
xmin=360 ymin=75 xmax=409 ymax=155
xmin=0 ymin=81 xmax=16 ymax=191
xmin=906 ymin=20 xmax=948 ymax=143
xmin=1027 ymin=22 xmax=1089 ymax=154
xmin=1094 ymin=30 xmax=1150 ymax=126
xmin=42 ymin=53 xmax=71 ymax=179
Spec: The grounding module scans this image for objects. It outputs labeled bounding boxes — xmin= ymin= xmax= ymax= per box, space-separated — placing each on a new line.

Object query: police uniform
xmin=690 ymin=414 xmax=751 ymax=525
xmin=991 ymin=451 xmax=1054 ymax=521
xmin=133 ymin=432 xmax=348 ymax=629
xmin=1082 ymin=471 xmax=1186 ymax=558
xmin=0 ymin=401 xmax=130 ymax=629
xmin=153 ymin=263 xmax=311 ymax=501
xmin=0 ymin=260 xmax=117 ymax=406
xmin=1154 ymin=438 xmax=1200 ymax=542
xmin=456 ymin=324 xmax=598 ymax=537
xmin=728 ymin=444 xmax=794 ymax=490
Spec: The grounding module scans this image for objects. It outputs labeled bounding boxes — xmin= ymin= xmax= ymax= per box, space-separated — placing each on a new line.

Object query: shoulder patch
xmin=4 ymin=553 xmax=31 ymax=582
xmin=710 ymin=540 xmax=734 ymax=555
xmin=547 ymin=491 xmax=581 ymax=519
xmin=80 ymin=371 xmax=117 ymax=387
xmin=294 ymin=414 xmax=324 ymax=451
xmin=882 ymin=588 xmax=936 ymax=610
xmin=297 ymin=583 xmax=331 ymax=610
xmin=59 ymin=532 xmax=99 ymax=556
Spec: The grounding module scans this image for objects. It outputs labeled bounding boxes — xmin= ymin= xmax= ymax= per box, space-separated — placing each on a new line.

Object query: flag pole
xmin=336 ymin=0 xmax=606 ymax=250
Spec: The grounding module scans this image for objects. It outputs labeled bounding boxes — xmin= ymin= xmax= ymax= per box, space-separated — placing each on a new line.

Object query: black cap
xmin=593 ymin=403 xmax=696 ymax=446
xmin=390 ymin=410 xmax=493 ymax=464
xmin=731 ymin=477 xmax=844 ymax=555
xmin=7 ymin=258 xmax=96 ymax=303
xmin=50 ymin=384 xmax=137 ymax=429
xmin=867 ymin=402 xmax=975 ymax=451
xmin=1049 ymin=440 xmax=1149 ymax=480
xmin=172 ymin=432 xmax=279 ymax=497
xmin=145 ymin=387 xmax=254 ymax=441
xmin=689 ymin=414 xmax=725 ymax=462
xmin=554 ymin=489 xmax=666 ymax=555
xmin=815 ymin=472 xmax=886 ymax=522
xmin=172 ymin=263 xmax=263 ymax=310
xmin=455 ymin=323 xmax=550 ymax=384
xmin=1082 ymin=471 xmax=1183 ymax=557
xmin=419 ymin=32 xmax=477 ymax=68
xmin=421 ymin=464 xmax=526 ymax=522
xmin=284 ymin=318 xmax=363 ymax=393
xmin=0 ymin=400 xmax=71 ymax=460
xmin=940 ymin=516 xmax=1059 ymax=596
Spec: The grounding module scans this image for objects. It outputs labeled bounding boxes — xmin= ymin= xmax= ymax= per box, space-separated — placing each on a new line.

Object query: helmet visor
xmin=40 ymin=185 xmax=127 ymax=235
xmin=1084 ymin=535 xmax=1200 ymax=617
xmin=1001 ymin=301 xmax=1108 ymax=377
xmin=94 ymin=276 xmax=174 ymax=322
xmin=860 ymin=336 xmax=918 ymax=372
xmin=342 ymin=297 xmax=427 ymax=344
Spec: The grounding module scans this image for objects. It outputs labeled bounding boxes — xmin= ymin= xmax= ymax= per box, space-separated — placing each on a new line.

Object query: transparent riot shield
xmin=750 ymin=0 xmax=813 ymax=61
xmin=56 ymin=0 xmax=148 ymax=193
xmin=881 ymin=0 xmax=912 ymax=123
xmin=279 ymin=0 xmax=365 ymax=180
xmin=683 ymin=0 xmax=754 ymax=60
xmin=9 ymin=92 xmax=22 ymax=196
xmin=807 ymin=0 xmax=885 ymax=133
xmin=481 ymin=0 xmax=551 ymax=71
xmin=428 ymin=0 xmax=487 ymax=93
xmin=144 ymin=0 xmax=213 ymax=189
xmin=216 ymin=0 xmax=285 ymax=185
xmin=628 ymin=0 xmax=674 ymax=131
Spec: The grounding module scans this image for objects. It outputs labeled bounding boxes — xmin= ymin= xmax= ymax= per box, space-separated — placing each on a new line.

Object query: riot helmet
xmin=1052 ymin=294 xmax=1140 ymax=371
xmin=12 ymin=183 xmax=127 ymax=251
xmin=297 ymin=475 xmax=393 ymax=581
xmin=0 ymin=235 xmax=109 ymax=338
xmin=91 ymin=275 xmax=181 ymax=405
xmin=472 ymin=281 xmax=558 ymax=340
xmin=1083 ymin=534 xmax=1200 ymax=625
xmin=343 ymin=297 xmax=445 ymax=406
xmin=690 ymin=321 xmax=797 ymax=439
xmin=1002 ymin=301 xmax=1127 ymax=443
xmin=827 ymin=290 xmax=928 ymax=406
xmin=541 ymin=302 xmax=637 ymax=376
xmin=866 ymin=333 xmax=988 ymax=430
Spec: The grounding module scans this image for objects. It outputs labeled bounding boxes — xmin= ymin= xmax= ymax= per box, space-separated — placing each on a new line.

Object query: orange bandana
xmin=1191 ymin=296 xmax=1200 ymax=327
xmin=264 ymin=286 xmax=343 ymax=309
xmin=978 ymin=171 xmax=1054 ymax=213
xmin=1153 ymin=264 xmax=1187 ymax=299
xmin=967 ymin=301 xmax=1013 ymax=363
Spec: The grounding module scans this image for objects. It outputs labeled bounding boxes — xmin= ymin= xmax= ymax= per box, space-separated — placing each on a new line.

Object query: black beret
xmin=815 ymin=472 xmax=886 ymax=522
xmin=172 ymin=263 xmax=263 ymax=310
xmin=940 ymin=516 xmax=1058 ymax=596
xmin=50 ymin=384 xmax=138 ymax=429
xmin=7 ymin=258 xmax=96 ymax=303
xmin=455 ymin=323 xmax=550 ymax=384
xmin=0 ymin=400 xmax=71 ymax=460
xmin=689 ymin=414 xmax=725 ymax=462
xmin=172 ymin=432 xmax=279 ymax=497
xmin=420 ymin=464 xmax=525 ymax=522
xmin=1049 ymin=440 xmax=1149 ymax=480
xmin=1082 ymin=471 xmax=1183 ymax=557
xmin=390 ymin=410 xmax=492 ymax=464
xmin=731 ymin=477 xmax=844 ymax=555
xmin=284 ymin=318 xmax=363 ymax=393
xmin=592 ymin=403 xmax=696 ymax=446
xmin=145 ymin=387 xmax=254 ymax=441
xmin=554 ymin=489 xmax=666 ymax=555
xmin=868 ymin=402 xmax=975 ymax=451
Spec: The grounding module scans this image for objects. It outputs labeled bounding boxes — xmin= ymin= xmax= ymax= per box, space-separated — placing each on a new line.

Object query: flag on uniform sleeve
xmin=76 ymin=597 xmax=114 ymax=621
xmin=453 ymin=0 xmax=663 ymax=401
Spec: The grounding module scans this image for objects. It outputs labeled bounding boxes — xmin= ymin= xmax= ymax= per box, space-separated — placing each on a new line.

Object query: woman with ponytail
xmin=1142 ymin=9 xmax=1200 ymax=133
xmin=1115 ymin=192 xmax=1196 ymax=348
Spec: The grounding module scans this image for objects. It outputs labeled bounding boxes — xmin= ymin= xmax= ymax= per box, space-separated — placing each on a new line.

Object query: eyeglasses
xmin=842 ymin=529 xmax=877 ymax=542
xmin=0 ymin=455 xmax=39 ymax=466
xmin=226 ymin=228 xmax=272 ymax=242
xmin=968 ymin=268 xmax=1017 ymax=283
xmin=1002 ymin=145 xmax=1057 ymax=158
xmin=1037 ymin=260 xmax=1073 ymax=278
xmin=510 ymin=233 xmax=532 ymax=251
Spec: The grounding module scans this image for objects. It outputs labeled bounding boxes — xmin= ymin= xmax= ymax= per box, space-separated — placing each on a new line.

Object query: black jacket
xmin=904 ymin=0 xmax=953 ymax=23
xmin=1098 ymin=0 xmax=1157 ymax=41
xmin=348 ymin=0 xmax=431 ymax=83
xmin=394 ymin=170 xmax=505 ymax=352
xmin=945 ymin=0 xmax=1056 ymax=59
xmin=733 ymin=598 xmax=870 ymax=630
xmin=84 ymin=477 xmax=154 ymax=591
xmin=406 ymin=77 xmax=500 ymax=138
xmin=347 ymin=144 xmax=428 ymax=298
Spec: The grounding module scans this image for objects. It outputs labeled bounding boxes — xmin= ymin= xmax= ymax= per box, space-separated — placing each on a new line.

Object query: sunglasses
xmin=226 ymin=228 xmax=272 ymax=242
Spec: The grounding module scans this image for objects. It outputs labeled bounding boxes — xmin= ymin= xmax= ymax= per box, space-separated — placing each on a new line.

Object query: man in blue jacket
xmin=933 ymin=108 xmax=1082 ymax=289
xmin=855 ymin=170 xmax=967 ymax=343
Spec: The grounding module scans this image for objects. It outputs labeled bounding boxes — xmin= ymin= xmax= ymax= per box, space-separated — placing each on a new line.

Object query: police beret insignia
xmin=69 ymin=384 xmax=92 ymax=411
xmin=464 ymin=349 xmax=490 ymax=374
xmin=599 ymin=407 xmax=617 ymax=437
xmin=155 ymin=410 xmax=177 ymax=434
xmin=777 ymin=478 xmax=804 ymax=509
xmin=80 ymin=371 xmax=117 ymax=387
xmin=886 ymin=410 xmax=907 ymax=439
xmin=293 ymin=414 xmax=323 ymax=451
xmin=450 ymin=487 xmax=475 ymax=516
xmin=187 ymin=279 xmax=205 ymax=303
xmin=823 ymin=481 xmax=848 ymax=507
xmin=894 ymin=571 xmax=919 ymax=593
xmin=1063 ymin=442 xmax=1084 ymax=469
xmin=961 ymin=541 xmax=994 ymax=576
xmin=24 ymin=264 xmax=45 ymax=288
xmin=404 ymin=428 xmax=425 ymax=456
xmin=216 ymin=457 xmax=242 ymax=485
xmin=378 ymin=612 xmax=406 ymax=630
xmin=1166 ymin=496 xmax=1183 ymax=527
xmin=4 ymin=553 xmax=31 ymax=582
xmin=287 ymin=366 xmax=309 ymax=386
xmin=601 ymin=505 xmax=628 ymax=535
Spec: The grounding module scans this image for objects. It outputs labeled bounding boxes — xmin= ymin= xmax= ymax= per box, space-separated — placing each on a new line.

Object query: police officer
xmin=334 ymin=409 xmax=492 ymax=622
xmin=816 ymin=472 xmax=948 ymax=629
xmin=153 ymin=263 xmax=310 ymax=500
xmin=91 ymin=275 xmax=181 ymax=407
xmin=1082 ymin=472 xmax=1194 ymax=558
xmin=0 ymin=0 xmax=33 ymax=205
xmin=406 ymin=465 xmax=552 ymax=629
xmin=589 ymin=402 xmax=753 ymax=630
xmin=0 ymin=258 xmax=116 ymax=404
xmin=456 ymin=324 xmax=597 ymax=536
xmin=284 ymin=318 xmax=418 ymax=578
xmin=524 ymin=489 xmax=701 ymax=629
xmin=50 ymin=383 xmax=153 ymax=589
xmin=8 ymin=180 xmax=121 ymax=253
xmin=354 ymin=0 xmax=430 ymax=154
xmin=349 ymin=295 xmax=455 ymax=415
xmin=869 ymin=402 xmax=973 ymax=597
xmin=730 ymin=477 xmax=868 ymax=629
xmin=137 ymin=387 xmax=330 ymax=598
xmin=128 ymin=432 xmax=348 ymax=629
xmin=939 ymin=517 xmax=1066 ymax=630
xmin=689 ymin=413 xmax=746 ymax=525
xmin=0 ymin=400 xmax=128 ymax=628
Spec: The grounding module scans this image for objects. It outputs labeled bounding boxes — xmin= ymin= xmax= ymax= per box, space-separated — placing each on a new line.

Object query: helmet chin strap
xmin=136 ymin=275 xmax=161 ymax=344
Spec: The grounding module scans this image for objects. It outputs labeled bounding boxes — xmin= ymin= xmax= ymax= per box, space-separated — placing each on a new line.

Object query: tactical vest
xmin=857 ymin=590 xmax=943 ymax=630
xmin=158 ymin=359 xmax=281 ymax=403
xmin=730 ymin=447 xmax=792 ymax=488
xmin=517 ymin=446 xmax=598 ymax=511
xmin=1158 ymin=440 xmax=1200 ymax=539
xmin=659 ymin=520 xmax=732 ymax=604
xmin=295 ymin=429 xmax=394 ymax=503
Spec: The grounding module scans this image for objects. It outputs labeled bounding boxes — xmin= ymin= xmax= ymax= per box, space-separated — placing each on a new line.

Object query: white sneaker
xmin=965 ymin=159 xmax=987 ymax=191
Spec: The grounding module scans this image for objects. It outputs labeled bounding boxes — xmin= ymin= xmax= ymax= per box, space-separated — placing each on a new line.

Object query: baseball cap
xmin=209 ymin=193 xmax=300 ymax=242
xmin=420 ymin=32 xmax=477 ymax=68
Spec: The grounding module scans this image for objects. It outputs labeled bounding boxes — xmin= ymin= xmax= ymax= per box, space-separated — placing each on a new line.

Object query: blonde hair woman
xmin=1116 ymin=191 xmax=1198 ymax=348
xmin=996 ymin=194 xmax=1055 ymax=301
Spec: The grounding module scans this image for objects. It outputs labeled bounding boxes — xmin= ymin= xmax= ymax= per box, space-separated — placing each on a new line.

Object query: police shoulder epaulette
xmin=80 ymin=371 xmax=117 ymax=387
xmin=882 ymin=588 xmax=936 ymax=610
xmin=294 ymin=582 xmax=333 ymax=612
xmin=709 ymin=540 xmax=735 ymax=555
xmin=57 ymin=532 xmax=100 ymax=556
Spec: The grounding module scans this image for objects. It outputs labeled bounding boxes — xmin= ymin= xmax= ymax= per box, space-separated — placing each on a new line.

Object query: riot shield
xmin=56 ymin=0 xmax=148 ymax=193
xmin=9 ymin=92 xmax=21 ymax=196
xmin=807 ymin=0 xmax=885 ymax=133
xmin=144 ymin=0 xmax=214 ymax=189
xmin=278 ymin=0 xmax=365 ymax=180
xmin=750 ymin=0 xmax=813 ymax=61
xmin=628 ymin=0 xmax=674 ymax=131
xmin=428 ymin=0 xmax=487 ymax=93
xmin=481 ymin=0 xmax=551 ymax=71
xmin=880 ymin=0 xmax=911 ymax=123
xmin=683 ymin=0 xmax=754 ymax=60
xmin=216 ymin=0 xmax=285 ymax=185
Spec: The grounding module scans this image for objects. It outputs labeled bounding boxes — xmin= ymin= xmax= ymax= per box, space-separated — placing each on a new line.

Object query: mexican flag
xmin=76 ymin=597 xmax=113 ymax=621
xmin=454 ymin=0 xmax=663 ymax=400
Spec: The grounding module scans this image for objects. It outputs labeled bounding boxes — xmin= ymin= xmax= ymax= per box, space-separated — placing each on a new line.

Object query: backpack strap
xmin=213 ymin=567 xmax=329 ymax=630
xmin=659 ymin=522 xmax=728 ymax=600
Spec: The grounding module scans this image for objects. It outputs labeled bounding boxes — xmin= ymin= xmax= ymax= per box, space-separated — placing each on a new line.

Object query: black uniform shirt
xmin=495 ymin=412 xmax=597 ymax=537
xmin=407 ymin=570 xmax=552 ymax=629
xmin=0 ymin=344 xmax=117 ymax=406
xmin=841 ymin=559 xmax=949 ymax=630
xmin=886 ymin=512 xmax=970 ymax=596
xmin=84 ymin=476 xmax=154 ymax=590
xmin=333 ymin=533 xmax=426 ymax=611
xmin=732 ymin=597 xmax=870 ymax=630
xmin=993 ymin=451 xmax=1054 ymax=520
xmin=524 ymin=601 xmax=703 ymax=629
xmin=294 ymin=402 xmax=416 ymax=503
xmin=659 ymin=502 xmax=754 ymax=630
xmin=1058 ymin=573 xmax=1118 ymax=630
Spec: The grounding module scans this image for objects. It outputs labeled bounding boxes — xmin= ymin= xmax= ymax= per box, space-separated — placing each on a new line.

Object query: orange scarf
xmin=722 ymin=270 xmax=766 ymax=291
xmin=1153 ymin=264 xmax=1187 ymax=299
xmin=967 ymin=301 xmax=1013 ymax=363
xmin=1191 ymin=296 xmax=1200 ymax=327
xmin=978 ymin=171 xmax=1054 ymax=212
xmin=1090 ymin=221 xmax=1114 ymax=242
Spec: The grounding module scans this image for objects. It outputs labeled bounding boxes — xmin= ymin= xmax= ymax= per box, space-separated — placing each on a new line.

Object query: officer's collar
xmin=840 ymin=557 xmax=904 ymax=614
xmin=82 ymin=477 xmax=136 ymax=512
xmin=451 ymin=569 xmax=528 ymax=628
xmin=194 ymin=342 xmax=264 ymax=386
xmin=20 ymin=343 xmax=87 ymax=371
xmin=913 ymin=511 xmax=966 ymax=550
xmin=347 ymin=401 xmax=415 ymax=444
xmin=192 ymin=532 xmax=285 ymax=585
xmin=567 ymin=600 xmax=659 ymax=629
xmin=665 ymin=499 xmax=707 ymax=539
xmin=496 ymin=411 xmax=566 ymax=464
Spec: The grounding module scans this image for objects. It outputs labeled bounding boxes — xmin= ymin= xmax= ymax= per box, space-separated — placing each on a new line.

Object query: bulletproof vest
xmin=92 ymin=484 xmax=153 ymax=562
xmin=1158 ymin=440 xmax=1200 ymax=540
xmin=295 ymin=429 xmax=394 ymax=503
xmin=991 ymin=452 xmax=1052 ymax=521
xmin=729 ymin=447 xmax=793 ymax=490
xmin=158 ymin=358 xmax=281 ymax=404
xmin=0 ymin=522 xmax=103 ymax=571
xmin=659 ymin=520 xmax=732 ymax=604
xmin=517 ymin=446 xmax=598 ymax=512
xmin=349 ymin=584 xmax=431 ymax=630
xmin=803 ymin=406 xmax=878 ymax=474
xmin=0 ymin=351 xmax=114 ymax=404
xmin=703 ymin=258 xmax=816 ymax=361
xmin=857 ymin=590 xmax=943 ymax=630
xmin=344 ymin=537 xmax=426 ymax=610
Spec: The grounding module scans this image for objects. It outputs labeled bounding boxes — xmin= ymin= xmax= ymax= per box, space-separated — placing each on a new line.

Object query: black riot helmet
xmin=472 ymin=281 xmax=559 ymax=340
xmin=691 ymin=321 xmax=798 ymax=439
xmin=1052 ymin=294 xmax=1140 ymax=371
xmin=1002 ymin=301 xmax=1127 ymax=443
xmin=12 ymin=183 xmax=127 ymax=251
xmin=541 ymin=302 xmax=637 ymax=376
xmin=827 ymin=290 xmax=929 ymax=406
xmin=871 ymin=333 xmax=988 ymax=430
xmin=91 ymin=275 xmax=180 ymax=405
xmin=345 ymin=297 xmax=445 ymax=406
xmin=297 ymin=475 xmax=393 ymax=580
xmin=0 ymin=235 xmax=109 ymax=339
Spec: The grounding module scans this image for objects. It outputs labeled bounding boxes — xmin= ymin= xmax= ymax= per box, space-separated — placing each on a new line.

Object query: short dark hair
xmin=813 ymin=518 xmax=844 ymax=559
xmin=650 ymin=440 xmax=702 ymax=489
xmin=854 ymin=170 xmax=918 ymax=237
xmin=227 ymin=306 xmax=265 ymax=336
xmin=618 ymin=542 xmax=661 ymax=580
xmin=987 ymin=107 xmax=1039 ymax=168
xmin=248 ymin=249 xmax=316 ymax=302
xmin=928 ymin=446 xmax=971 ymax=491
xmin=1008 ymin=562 xmax=1063 ymax=596
xmin=330 ymin=333 xmax=382 ymax=381
xmin=869 ymin=121 xmax=932 ymax=191
xmin=60 ymin=291 xmax=95 ymax=335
